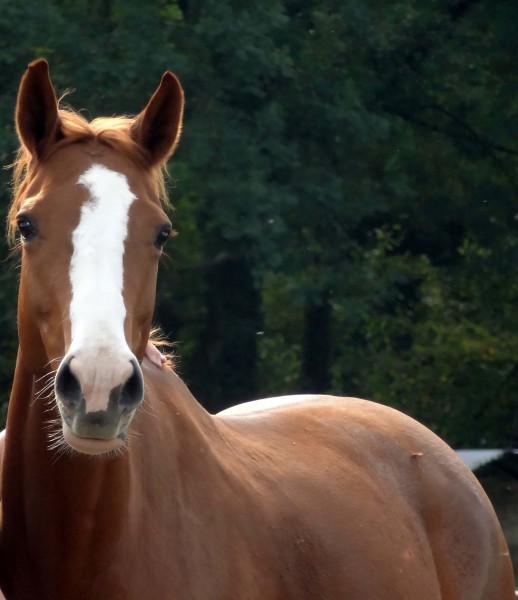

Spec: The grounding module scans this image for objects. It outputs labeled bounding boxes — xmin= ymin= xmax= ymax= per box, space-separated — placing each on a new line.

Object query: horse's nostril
xmin=55 ymin=360 xmax=82 ymax=409
xmin=119 ymin=359 xmax=144 ymax=409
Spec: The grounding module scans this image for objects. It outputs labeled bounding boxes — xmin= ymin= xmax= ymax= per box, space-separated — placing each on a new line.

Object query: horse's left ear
xmin=16 ymin=59 xmax=63 ymax=158
xmin=131 ymin=72 xmax=184 ymax=166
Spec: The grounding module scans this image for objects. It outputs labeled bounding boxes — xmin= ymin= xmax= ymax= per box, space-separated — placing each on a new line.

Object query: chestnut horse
xmin=0 ymin=60 xmax=513 ymax=599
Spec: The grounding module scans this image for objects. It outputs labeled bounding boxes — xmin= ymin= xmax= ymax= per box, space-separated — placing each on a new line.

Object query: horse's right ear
xmin=16 ymin=59 xmax=62 ymax=158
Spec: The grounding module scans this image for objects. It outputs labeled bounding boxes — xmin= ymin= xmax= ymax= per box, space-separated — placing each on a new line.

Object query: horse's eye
xmin=17 ymin=217 xmax=37 ymax=241
xmin=155 ymin=226 xmax=171 ymax=249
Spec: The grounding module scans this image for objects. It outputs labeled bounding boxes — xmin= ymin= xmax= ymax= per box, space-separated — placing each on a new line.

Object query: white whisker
xmin=139 ymin=403 xmax=159 ymax=420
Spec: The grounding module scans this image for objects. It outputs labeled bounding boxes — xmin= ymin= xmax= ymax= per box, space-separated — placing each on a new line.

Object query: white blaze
xmin=69 ymin=164 xmax=136 ymax=352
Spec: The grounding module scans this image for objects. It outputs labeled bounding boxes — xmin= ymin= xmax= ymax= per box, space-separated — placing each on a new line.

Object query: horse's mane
xmin=8 ymin=107 xmax=171 ymax=245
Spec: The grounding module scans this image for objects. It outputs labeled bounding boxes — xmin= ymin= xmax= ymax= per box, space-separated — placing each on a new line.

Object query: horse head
xmin=10 ymin=60 xmax=183 ymax=455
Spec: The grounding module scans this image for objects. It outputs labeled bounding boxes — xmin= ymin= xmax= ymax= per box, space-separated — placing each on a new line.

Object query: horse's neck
xmin=129 ymin=363 xmax=226 ymax=494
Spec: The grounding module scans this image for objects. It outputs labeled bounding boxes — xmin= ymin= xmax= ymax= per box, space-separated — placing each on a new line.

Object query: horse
xmin=0 ymin=59 xmax=513 ymax=599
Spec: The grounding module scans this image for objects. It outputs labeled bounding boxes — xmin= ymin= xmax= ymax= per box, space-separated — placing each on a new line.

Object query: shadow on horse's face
xmin=12 ymin=60 xmax=183 ymax=455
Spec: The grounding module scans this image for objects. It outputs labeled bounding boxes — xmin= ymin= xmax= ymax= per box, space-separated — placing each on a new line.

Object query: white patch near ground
xmin=455 ymin=449 xmax=508 ymax=471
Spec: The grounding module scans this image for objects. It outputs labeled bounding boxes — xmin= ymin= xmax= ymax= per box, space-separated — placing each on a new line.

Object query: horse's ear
xmin=16 ymin=59 xmax=62 ymax=158
xmin=131 ymin=72 xmax=184 ymax=166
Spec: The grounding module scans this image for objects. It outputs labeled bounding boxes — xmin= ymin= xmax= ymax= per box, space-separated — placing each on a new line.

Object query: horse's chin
xmin=63 ymin=423 xmax=125 ymax=456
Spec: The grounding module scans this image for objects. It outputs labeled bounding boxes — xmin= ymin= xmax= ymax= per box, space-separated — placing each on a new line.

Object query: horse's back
xmin=217 ymin=395 xmax=515 ymax=599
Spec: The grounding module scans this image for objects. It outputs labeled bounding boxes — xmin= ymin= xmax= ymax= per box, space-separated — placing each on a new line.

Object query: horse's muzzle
xmin=54 ymin=355 xmax=143 ymax=454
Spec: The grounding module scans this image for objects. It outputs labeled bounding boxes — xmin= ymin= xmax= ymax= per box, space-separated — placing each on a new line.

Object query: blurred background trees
xmin=0 ymin=0 xmax=517 ymax=448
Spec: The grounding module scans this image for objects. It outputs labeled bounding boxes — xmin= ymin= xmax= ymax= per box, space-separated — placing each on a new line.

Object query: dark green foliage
xmin=0 ymin=0 xmax=516 ymax=447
